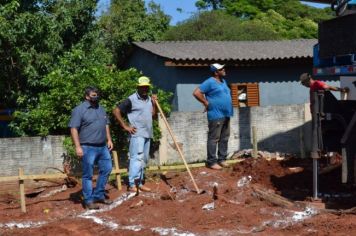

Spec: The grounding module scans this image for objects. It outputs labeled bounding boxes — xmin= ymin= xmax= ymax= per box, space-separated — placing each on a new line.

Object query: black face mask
xmin=89 ymin=96 xmax=99 ymax=103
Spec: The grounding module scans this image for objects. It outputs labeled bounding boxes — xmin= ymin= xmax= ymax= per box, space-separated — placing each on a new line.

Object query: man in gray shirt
xmin=113 ymin=76 xmax=157 ymax=192
xmin=69 ymin=86 xmax=113 ymax=210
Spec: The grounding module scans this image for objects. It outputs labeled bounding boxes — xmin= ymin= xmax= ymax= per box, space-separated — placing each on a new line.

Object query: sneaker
xmin=139 ymin=185 xmax=151 ymax=192
xmin=207 ymin=164 xmax=222 ymax=170
xmin=94 ymin=199 xmax=113 ymax=205
xmin=218 ymin=161 xmax=229 ymax=168
xmin=85 ymin=202 xmax=100 ymax=210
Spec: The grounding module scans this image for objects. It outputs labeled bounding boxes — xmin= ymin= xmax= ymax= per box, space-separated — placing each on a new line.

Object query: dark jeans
xmin=81 ymin=145 xmax=112 ymax=204
xmin=206 ymin=117 xmax=230 ymax=166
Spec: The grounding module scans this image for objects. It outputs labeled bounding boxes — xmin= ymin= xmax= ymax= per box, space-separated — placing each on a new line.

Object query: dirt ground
xmin=2 ymin=157 xmax=356 ymax=236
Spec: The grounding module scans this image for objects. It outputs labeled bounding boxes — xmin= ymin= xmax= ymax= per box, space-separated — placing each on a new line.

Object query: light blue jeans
xmin=129 ymin=136 xmax=151 ymax=187
xmin=81 ymin=145 xmax=112 ymax=204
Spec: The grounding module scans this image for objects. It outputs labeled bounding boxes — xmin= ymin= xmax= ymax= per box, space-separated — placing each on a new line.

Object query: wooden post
xmin=342 ymin=148 xmax=348 ymax=184
xmin=112 ymin=151 xmax=122 ymax=190
xmin=18 ymin=168 xmax=26 ymax=213
xmin=299 ymin=126 xmax=305 ymax=159
xmin=252 ymin=126 xmax=258 ymax=158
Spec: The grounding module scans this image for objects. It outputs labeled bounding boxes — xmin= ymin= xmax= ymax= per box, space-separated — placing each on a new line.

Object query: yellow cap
xmin=137 ymin=76 xmax=151 ymax=87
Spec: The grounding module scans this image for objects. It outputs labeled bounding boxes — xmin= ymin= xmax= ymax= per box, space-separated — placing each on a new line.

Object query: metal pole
xmin=312 ymin=158 xmax=318 ymax=199
xmin=311 ymin=91 xmax=323 ymax=200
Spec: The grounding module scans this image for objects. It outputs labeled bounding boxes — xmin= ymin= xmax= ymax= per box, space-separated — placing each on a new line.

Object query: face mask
xmin=89 ymin=96 xmax=99 ymax=103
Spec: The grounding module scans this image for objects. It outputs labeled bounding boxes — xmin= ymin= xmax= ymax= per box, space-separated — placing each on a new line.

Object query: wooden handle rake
xmin=155 ymin=100 xmax=204 ymax=194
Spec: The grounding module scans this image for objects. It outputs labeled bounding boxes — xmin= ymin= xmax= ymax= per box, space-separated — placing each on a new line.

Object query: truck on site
xmin=304 ymin=0 xmax=356 ymax=199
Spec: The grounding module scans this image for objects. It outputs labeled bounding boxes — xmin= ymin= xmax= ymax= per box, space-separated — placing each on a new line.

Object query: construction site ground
xmin=1 ymin=157 xmax=356 ymax=236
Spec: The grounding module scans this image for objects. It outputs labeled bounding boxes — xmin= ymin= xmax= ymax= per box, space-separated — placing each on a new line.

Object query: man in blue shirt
xmin=69 ymin=86 xmax=113 ymax=210
xmin=193 ymin=63 xmax=233 ymax=170
xmin=113 ymin=76 xmax=157 ymax=192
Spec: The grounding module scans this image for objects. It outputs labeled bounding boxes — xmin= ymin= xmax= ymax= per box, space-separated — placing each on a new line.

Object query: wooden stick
xmin=112 ymin=151 xmax=122 ymax=190
xmin=252 ymin=184 xmax=295 ymax=208
xmin=252 ymin=126 xmax=258 ymax=158
xmin=18 ymin=168 xmax=26 ymax=213
xmin=342 ymin=147 xmax=348 ymax=183
xmin=147 ymin=159 xmax=243 ymax=171
xmin=155 ymin=101 xmax=202 ymax=194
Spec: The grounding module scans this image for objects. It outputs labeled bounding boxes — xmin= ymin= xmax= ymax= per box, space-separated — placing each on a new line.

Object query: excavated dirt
xmin=2 ymin=157 xmax=356 ymax=235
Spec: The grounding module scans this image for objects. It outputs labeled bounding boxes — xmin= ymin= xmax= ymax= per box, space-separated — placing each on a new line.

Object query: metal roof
xmin=133 ymin=39 xmax=317 ymax=62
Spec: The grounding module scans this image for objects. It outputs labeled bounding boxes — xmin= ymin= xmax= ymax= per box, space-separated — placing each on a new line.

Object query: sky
xmin=97 ymin=0 xmax=329 ymax=25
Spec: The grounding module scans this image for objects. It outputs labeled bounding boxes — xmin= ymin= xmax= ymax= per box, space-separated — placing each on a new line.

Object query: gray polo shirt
xmin=68 ymin=101 xmax=109 ymax=145
xmin=118 ymin=92 xmax=153 ymax=138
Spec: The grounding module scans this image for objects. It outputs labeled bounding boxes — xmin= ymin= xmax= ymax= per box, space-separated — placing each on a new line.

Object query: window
xmin=230 ymin=83 xmax=260 ymax=107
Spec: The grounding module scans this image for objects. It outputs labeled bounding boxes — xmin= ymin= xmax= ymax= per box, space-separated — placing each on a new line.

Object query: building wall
xmin=126 ymin=48 xmax=339 ymax=111
xmin=158 ymin=103 xmax=312 ymax=165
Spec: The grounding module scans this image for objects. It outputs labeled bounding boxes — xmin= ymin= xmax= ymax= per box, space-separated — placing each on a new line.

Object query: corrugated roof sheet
xmin=133 ymin=39 xmax=317 ymax=61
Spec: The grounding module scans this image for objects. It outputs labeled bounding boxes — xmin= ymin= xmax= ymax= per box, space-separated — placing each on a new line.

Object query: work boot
xmin=218 ymin=161 xmax=229 ymax=168
xmin=208 ymin=164 xmax=222 ymax=170
xmin=94 ymin=199 xmax=113 ymax=205
xmin=139 ymin=185 xmax=151 ymax=192
xmin=85 ymin=202 xmax=100 ymax=210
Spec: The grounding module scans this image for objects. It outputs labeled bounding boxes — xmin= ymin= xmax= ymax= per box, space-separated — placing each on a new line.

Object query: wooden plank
xmin=19 ymin=168 xmax=26 ymax=213
xmin=252 ymin=184 xmax=295 ymax=208
xmin=148 ymin=159 xmax=243 ymax=171
xmin=112 ymin=151 xmax=122 ymax=190
xmin=20 ymin=173 xmax=68 ymax=181
xmin=0 ymin=159 xmax=244 ymax=183
xmin=252 ymin=126 xmax=258 ymax=158
xmin=342 ymin=147 xmax=348 ymax=183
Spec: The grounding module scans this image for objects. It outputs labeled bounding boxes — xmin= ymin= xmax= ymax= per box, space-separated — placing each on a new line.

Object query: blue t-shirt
xmin=199 ymin=77 xmax=233 ymax=121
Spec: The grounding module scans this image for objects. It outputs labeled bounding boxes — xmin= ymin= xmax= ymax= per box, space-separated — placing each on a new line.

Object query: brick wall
xmin=0 ymin=136 xmax=66 ymax=194
xmin=158 ymin=103 xmax=311 ymax=164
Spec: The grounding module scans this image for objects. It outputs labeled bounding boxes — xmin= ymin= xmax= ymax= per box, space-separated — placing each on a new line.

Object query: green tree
xmin=0 ymin=0 xmax=98 ymax=109
xmin=3 ymin=0 xmax=172 ymax=153
xmin=10 ymin=31 xmax=172 ymax=151
xmin=99 ymin=0 xmax=170 ymax=66
xmin=162 ymin=0 xmax=333 ymax=41
xmin=162 ymin=10 xmax=281 ymax=41
xmin=195 ymin=0 xmax=223 ymax=10
xmin=195 ymin=0 xmax=333 ymax=21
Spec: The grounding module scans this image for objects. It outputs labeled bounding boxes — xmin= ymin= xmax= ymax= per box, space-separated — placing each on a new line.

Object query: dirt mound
xmin=232 ymin=158 xmax=291 ymax=189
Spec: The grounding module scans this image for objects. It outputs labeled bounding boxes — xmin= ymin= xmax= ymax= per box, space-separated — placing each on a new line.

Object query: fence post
xmin=252 ymin=126 xmax=258 ymax=158
xmin=19 ymin=168 xmax=26 ymax=213
xmin=112 ymin=151 xmax=122 ymax=190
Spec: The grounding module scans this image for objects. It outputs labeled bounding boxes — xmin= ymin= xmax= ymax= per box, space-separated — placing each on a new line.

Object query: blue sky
xmin=97 ymin=1 xmax=329 ymax=25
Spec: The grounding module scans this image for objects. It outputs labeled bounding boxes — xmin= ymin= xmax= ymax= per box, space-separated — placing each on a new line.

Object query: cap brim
xmin=137 ymin=83 xmax=151 ymax=87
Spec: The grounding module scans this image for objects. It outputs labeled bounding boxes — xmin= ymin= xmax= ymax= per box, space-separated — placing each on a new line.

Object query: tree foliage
xmin=162 ymin=0 xmax=333 ymax=41
xmin=0 ymin=0 xmax=98 ymax=109
xmin=2 ymin=0 xmax=172 ymax=153
xmin=162 ymin=10 xmax=281 ymax=41
xmin=99 ymin=0 xmax=170 ymax=65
